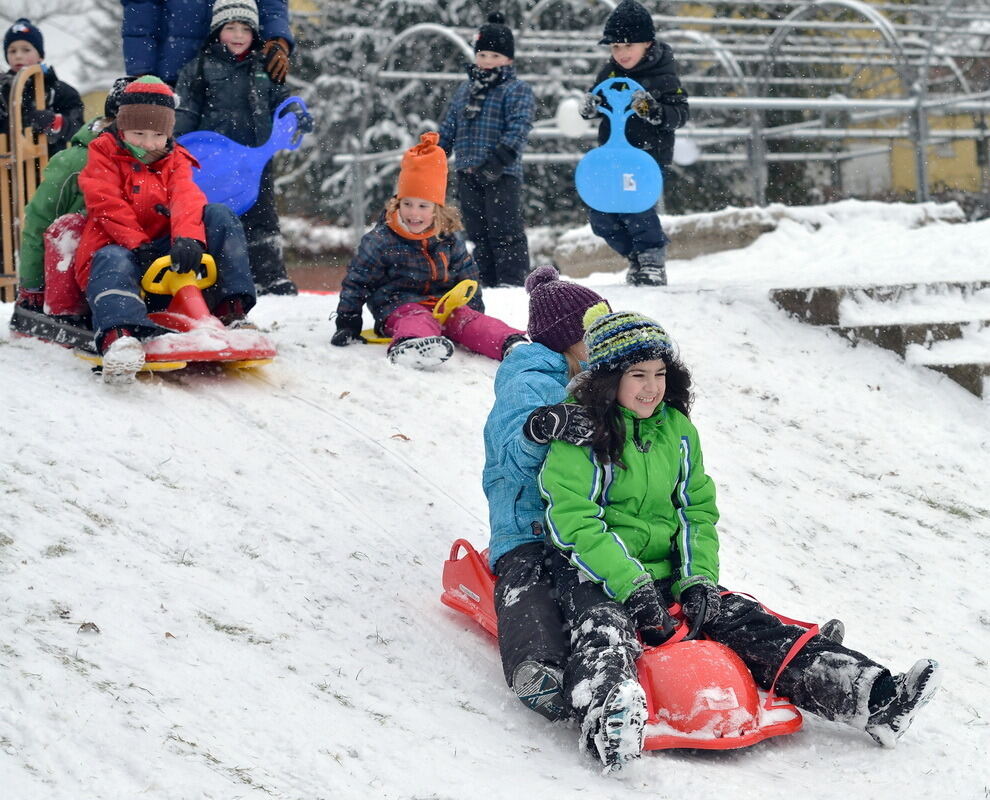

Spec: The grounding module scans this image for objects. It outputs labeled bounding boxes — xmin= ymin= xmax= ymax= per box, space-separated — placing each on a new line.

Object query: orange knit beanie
xmin=396 ymin=132 xmax=447 ymax=206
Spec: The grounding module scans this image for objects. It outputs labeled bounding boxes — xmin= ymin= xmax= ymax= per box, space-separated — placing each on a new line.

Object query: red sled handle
xmin=440 ymin=539 xmax=499 ymax=637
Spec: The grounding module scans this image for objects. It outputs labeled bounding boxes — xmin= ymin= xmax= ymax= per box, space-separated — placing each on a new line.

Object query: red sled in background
xmin=440 ymin=538 xmax=805 ymax=751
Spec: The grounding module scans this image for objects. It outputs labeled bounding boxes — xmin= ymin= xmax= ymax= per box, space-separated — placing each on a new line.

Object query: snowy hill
xmin=1 ymin=202 xmax=988 ymax=799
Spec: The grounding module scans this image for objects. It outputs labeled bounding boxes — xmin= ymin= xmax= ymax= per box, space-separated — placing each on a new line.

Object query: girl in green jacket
xmin=537 ymin=306 xmax=941 ymax=773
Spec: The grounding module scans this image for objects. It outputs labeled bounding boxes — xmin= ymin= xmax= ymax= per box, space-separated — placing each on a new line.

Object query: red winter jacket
xmin=74 ymin=131 xmax=207 ymax=288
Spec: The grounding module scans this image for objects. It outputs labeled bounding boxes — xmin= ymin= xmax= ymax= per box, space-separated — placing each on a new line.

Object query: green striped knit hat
xmin=115 ymin=75 xmax=176 ymax=137
xmin=583 ymin=304 xmax=672 ymax=372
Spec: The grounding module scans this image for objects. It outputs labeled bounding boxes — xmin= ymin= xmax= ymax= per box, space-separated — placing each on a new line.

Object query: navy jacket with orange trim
xmin=336 ymin=211 xmax=484 ymax=328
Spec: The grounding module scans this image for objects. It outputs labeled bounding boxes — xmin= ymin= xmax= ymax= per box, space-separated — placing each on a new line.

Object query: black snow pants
xmin=456 ymin=170 xmax=530 ymax=287
xmin=548 ymin=555 xmax=889 ymax=732
xmin=493 ymin=541 xmax=570 ymax=688
xmin=239 ymin=164 xmax=289 ymax=287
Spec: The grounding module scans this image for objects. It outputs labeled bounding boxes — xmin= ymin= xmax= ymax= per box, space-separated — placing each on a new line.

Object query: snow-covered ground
xmin=1 ymin=203 xmax=988 ymax=799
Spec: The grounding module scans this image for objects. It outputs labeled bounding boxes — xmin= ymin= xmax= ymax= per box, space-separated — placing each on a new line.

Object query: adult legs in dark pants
xmin=456 ymin=170 xmax=530 ymax=287
xmin=240 ymin=164 xmax=297 ymax=295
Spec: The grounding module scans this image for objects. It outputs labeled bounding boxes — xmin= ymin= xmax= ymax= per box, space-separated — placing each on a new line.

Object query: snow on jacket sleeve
xmin=18 ymin=145 xmax=88 ymax=288
xmin=539 ymin=442 xmax=651 ymax=603
xmin=437 ymin=83 xmax=467 ymax=154
xmin=78 ymin=138 xmax=152 ymax=250
xmin=336 ymin=228 xmax=388 ymax=318
xmin=165 ymin=147 xmax=207 ymax=244
xmin=499 ymin=81 xmax=535 ymax=156
xmin=669 ymin=418 xmax=719 ymax=597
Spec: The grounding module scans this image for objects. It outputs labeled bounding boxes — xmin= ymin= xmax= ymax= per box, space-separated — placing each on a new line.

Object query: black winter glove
xmin=631 ymin=89 xmax=689 ymax=129
xmin=625 ymin=582 xmax=676 ymax=646
xmin=169 ymin=237 xmax=204 ymax=274
xmin=579 ymin=91 xmax=603 ymax=119
xmin=478 ymin=143 xmax=517 ymax=183
xmin=295 ymin=109 xmax=315 ymax=133
xmin=330 ymin=312 xmax=366 ymax=346
xmin=679 ymin=579 xmax=721 ymax=627
xmin=523 ymin=403 xmax=595 ymax=447
xmin=30 ymin=108 xmax=62 ymax=134
xmin=131 ymin=242 xmax=160 ymax=271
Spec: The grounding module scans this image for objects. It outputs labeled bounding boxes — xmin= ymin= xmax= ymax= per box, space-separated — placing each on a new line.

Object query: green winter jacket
xmin=538 ymin=403 xmax=719 ymax=604
xmin=18 ymin=118 xmax=107 ymax=289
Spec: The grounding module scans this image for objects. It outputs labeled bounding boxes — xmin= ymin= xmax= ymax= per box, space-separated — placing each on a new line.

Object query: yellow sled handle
xmin=432 ymin=279 xmax=478 ymax=324
xmin=142 ymin=254 xmax=218 ymax=295
xmin=360 ymin=279 xmax=479 ymax=344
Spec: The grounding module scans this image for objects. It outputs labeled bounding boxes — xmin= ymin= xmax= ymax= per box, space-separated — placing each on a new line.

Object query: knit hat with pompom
xmin=115 ymin=75 xmax=176 ymax=137
xmin=475 ymin=11 xmax=514 ymax=58
xmin=583 ymin=305 xmax=672 ymax=372
xmin=397 ymin=132 xmax=448 ymax=206
xmin=525 ymin=266 xmax=608 ymax=353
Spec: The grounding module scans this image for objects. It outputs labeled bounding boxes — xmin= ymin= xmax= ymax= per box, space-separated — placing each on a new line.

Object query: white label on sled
xmin=700 ymin=687 xmax=739 ymax=711
xmin=622 ymin=173 xmax=637 ymax=191
xmin=458 ymin=584 xmax=481 ymax=603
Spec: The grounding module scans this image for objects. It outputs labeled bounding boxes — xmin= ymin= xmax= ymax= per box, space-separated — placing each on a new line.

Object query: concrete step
xmin=833 ymin=320 xmax=990 ymax=357
xmin=770 ymin=280 xmax=990 ymax=326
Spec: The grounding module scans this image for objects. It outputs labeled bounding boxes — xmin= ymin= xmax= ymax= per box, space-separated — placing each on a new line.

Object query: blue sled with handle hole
xmin=576 ymin=78 xmax=663 ymax=214
xmin=178 ymin=96 xmax=310 ymax=216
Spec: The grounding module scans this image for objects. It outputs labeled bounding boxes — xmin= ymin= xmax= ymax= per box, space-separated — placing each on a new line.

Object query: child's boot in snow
xmin=591 ymin=679 xmax=647 ymax=774
xmin=99 ymin=328 xmax=144 ymax=384
xmin=820 ymin=618 xmax=845 ymax=644
xmin=512 ymin=660 xmax=567 ymax=722
xmin=866 ymin=658 xmax=941 ymax=747
xmin=627 ymin=247 xmax=667 ymax=286
xmin=387 ymin=335 xmax=454 ymax=369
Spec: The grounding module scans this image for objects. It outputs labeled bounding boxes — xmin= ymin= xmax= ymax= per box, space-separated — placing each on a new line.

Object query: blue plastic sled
xmin=178 ymin=96 xmax=310 ymax=216
xmin=576 ymin=78 xmax=663 ymax=214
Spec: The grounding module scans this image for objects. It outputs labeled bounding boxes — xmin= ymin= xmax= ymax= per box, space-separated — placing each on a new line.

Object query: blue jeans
xmin=86 ymin=204 xmax=257 ymax=340
xmin=587 ymin=207 xmax=668 ymax=258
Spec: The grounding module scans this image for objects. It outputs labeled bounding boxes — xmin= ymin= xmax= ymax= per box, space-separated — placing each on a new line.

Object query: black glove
xmin=632 ymin=89 xmax=689 ymax=129
xmin=169 ymin=237 xmax=204 ymax=274
xmin=30 ymin=109 xmax=62 ymax=134
xmin=478 ymin=143 xmax=516 ymax=183
xmin=523 ymin=403 xmax=595 ymax=446
xmin=330 ymin=312 xmax=366 ymax=346
xmin=295 ymin=109 xmax=315 ymax=134
xmin=679 ymin=579 xmax=721 ymax=627
xmin=625 ymin=582 xmax=675 ymax=646
xmin=579 ymin=91 xmax=603 ymax=119
xmin=131 ymin=242 xmax=159 ymax=270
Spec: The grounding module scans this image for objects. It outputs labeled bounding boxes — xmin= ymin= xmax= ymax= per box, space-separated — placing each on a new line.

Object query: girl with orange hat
xmin=331 ymin=132 xmax=526 ymax=368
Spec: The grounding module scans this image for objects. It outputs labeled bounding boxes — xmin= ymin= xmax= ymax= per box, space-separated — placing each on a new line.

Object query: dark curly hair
xmin=571 ymin=353 xmax=693 ymax=467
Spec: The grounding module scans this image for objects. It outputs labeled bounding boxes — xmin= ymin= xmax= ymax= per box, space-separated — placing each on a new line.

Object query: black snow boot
xmin=820 ymin=618 xmax=845 ymax=644
xmin=866 ymin=658 xmax=942 ymax=747
xmin=627 ymin=247 xmax=667 ymax=286
xmin=512 ymin=660 xmax=568 ymax=722
xmin=387 ymin=336 xmax=454 ymax=369
xmin=591 ymin=678 xmax=647 ymax=774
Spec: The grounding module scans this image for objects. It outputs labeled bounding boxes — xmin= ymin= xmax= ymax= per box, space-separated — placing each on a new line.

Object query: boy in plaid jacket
xmin=438 ymin=13 xmax=534 ymax=288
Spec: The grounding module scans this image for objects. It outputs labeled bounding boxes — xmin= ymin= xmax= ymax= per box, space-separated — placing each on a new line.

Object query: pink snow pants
xmin=384 ymin=302 xmax=524 ymax=361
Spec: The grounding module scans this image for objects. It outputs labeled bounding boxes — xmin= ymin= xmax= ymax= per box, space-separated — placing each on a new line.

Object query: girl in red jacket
xmin=77 ymin=76 xmax=257 ymax=382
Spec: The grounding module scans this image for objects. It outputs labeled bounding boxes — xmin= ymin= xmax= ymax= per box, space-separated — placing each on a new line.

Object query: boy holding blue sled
xmin=581 ymin=0 xmax=689 ymax=287
xmin=174 ymin=0 xmax=313 ymax=296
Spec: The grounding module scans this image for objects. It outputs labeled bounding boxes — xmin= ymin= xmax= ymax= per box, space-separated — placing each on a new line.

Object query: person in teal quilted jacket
xmin=536 ymin=306 xmax=941 ymax=772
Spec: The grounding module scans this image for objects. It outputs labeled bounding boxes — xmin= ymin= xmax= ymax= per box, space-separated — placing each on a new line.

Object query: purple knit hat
xmin=525 ymin=265 xmax=609 ymax=353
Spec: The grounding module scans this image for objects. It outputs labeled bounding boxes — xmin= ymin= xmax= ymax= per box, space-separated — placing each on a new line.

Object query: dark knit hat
xmin=599 ymin=0 xmax=656 ymax=45
xmin=475 ymin=12 xmax=514 ymax=59
xmin=105 ymin=76 xmax=138 ymax=119
xmin=583 ymin=306 xmax=672 ymax=372
xmin=4 ymin=18 xmax=45 ymax=61
xmin=210 ymin=0 xmax=260 ymax=35
xmin=115 ymin=76 xmax=177 ymax=137
xmin=525 ymin=266 xmax=609 ymax=353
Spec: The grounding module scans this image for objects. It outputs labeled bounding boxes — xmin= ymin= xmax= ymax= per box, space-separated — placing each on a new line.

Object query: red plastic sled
xmin=441 ymin=539 xmax=803 ymax=751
